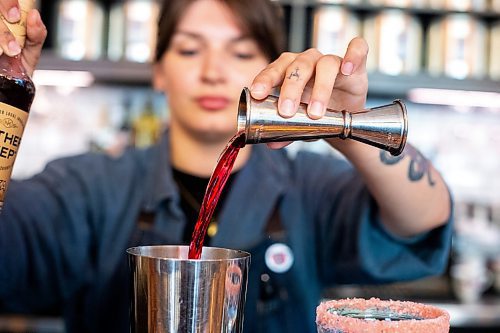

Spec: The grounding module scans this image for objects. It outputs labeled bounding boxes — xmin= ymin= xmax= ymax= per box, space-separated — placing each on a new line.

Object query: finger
xmin=340 ymin=37 xmax=369 ymax=76
xmin=307 ymin=54 xmax=341 ymax=119
xmin=0 ymin=1 xmax=21 ymax=23
xmin=23 ymin=9 xmax=46 ymax=76
xmin=0 ymin=24 xmax=20 ymax=56
xmin=0 ymin=0 xmax=23 ymax=57
xmin=250 ymin=52 xmax=296 ymax=100
xmin=278 ymin=48 xmax=322 ymax=118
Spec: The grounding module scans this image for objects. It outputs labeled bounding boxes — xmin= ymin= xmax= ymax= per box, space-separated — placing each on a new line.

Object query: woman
xmin=0 ymin=0 xmax=452 ymax=332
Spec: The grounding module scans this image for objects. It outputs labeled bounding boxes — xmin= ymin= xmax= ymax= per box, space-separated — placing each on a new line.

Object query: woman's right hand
xmin=0 ymin=0 xmax=47 ymax=76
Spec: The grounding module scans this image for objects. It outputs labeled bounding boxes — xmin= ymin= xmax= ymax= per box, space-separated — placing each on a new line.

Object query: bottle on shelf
xmin=427 ymin=14 xmax=488 ymax=80
xmin=55 ymin=0 xmax=105 ymax=61
xmin=88 ymin=103 xmax=116 ymax=153
xmin=108 ymin=0 xmax=160 ymax=63
xmin=132 ymin=96 xmax=161 ymax=148
xmin=312 ymin=6 xmax=360 ymax=58
xmin=0 ymin=0 xmax=36 ymax=210
xmin=106 ymin=95 xmax=134 ymax=155
xmin=489 ymin=20 xmax=500 ymax=80
xmin=363 ymin=9 xmax=422 ymax=76
xmin=117 ymin=96 xmax=133 ymax=147
xmin=442 ymin=0 xmax=488 ymax=12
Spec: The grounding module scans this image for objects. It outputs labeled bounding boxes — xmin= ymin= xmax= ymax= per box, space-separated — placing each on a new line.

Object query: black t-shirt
xmin=172 ymin=167 xmax=239 ymax=244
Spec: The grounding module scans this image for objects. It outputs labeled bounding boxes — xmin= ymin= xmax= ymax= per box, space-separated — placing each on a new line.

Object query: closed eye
xmin=234 ymin=53 xmax=255 ymax=60
xmin=178 ymin=49 xmax=199 ymax=57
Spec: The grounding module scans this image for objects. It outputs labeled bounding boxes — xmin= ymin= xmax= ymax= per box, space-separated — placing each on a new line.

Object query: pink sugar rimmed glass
xmin=316 ymin=297 xmax=450 ymax=333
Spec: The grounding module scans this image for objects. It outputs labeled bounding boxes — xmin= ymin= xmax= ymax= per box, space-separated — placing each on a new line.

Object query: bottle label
xmin=0 ymin=0 xmax=35 ymax=48
xmin=0 ymin=102 xmax=28 ymax=204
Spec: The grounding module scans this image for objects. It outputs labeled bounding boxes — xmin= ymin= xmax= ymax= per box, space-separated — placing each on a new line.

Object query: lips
xmin=196 ymin=96 xmax=230 ymax=111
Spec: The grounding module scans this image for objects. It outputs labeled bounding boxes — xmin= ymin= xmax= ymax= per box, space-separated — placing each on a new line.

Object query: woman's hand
xmin=249 ymin=37 xmax=369 ymax=149
xmin=0 ymin=0 xmax=47 ymax=76
xmin=250 ymin=37 xmax=369 ymax=119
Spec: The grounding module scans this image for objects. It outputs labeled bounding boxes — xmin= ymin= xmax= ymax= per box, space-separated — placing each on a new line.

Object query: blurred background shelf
xmin=367 ymin=72 xmax=500 ymax=97
xmin=36 ymin=53 xmax=500 ymax=95
xmin=37 ymin=52 xmax=152 ymax=86
xmin=279 ymin=0 xmax=500 ymax=16
xmin=34 ymin=0 xmax=500 ymax=95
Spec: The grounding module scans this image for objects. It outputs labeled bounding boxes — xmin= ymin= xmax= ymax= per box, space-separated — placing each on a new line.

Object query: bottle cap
xmin=1 ymin=0 xmax=35 ymax=48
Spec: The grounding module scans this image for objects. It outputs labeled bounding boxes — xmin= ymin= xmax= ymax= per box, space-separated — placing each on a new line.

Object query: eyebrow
xmin=173 ymin=30 xmax=252 ymax=43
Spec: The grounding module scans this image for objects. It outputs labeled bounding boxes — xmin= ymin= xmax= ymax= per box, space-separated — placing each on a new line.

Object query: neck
xmin=170 ymin=125 xmax=251 ymax=178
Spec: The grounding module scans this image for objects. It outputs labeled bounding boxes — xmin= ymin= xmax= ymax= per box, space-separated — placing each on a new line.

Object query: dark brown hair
xmin=154 ymin=0 xmax=286 ymax=63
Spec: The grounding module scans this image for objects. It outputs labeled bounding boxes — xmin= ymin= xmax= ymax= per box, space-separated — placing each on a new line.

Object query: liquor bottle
xmin=0 ymin=0 xmax=36 ymax=211
xmin=56 ymin=0 xmax=104 ymax=61
xmin=132 ymin=96 xmax=161 ymax=148
xmin=107 ymin=0 xmax=160 ymax=63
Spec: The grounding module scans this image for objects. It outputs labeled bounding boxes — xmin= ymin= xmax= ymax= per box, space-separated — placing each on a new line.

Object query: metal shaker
xmin=128 ymin=245 xmax=250 ymax=333
xmin=237 ymin=87 xmax=408 ymax=156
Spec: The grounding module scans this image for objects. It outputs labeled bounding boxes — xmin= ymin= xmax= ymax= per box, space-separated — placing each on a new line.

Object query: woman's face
xmin=153 ymin=0 xmax=269 ymax=143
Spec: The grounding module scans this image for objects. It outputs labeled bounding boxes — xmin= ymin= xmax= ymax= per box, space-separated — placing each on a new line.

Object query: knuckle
xmin=279 ymin=51 xmax=296 ymax=63
xmin=292 ymin=55 xmax=315 ymax=71
xmin=348 ymin=48 xmax=363 ymax=60
xmin=318 ymin=54 xmax=340 ymax=67
xmin=261 ymin=66 xmax=281 ymax=79
xmin=255 ymin=70 xmax=276 ymax=87
xmin=305 ymin=47 xmax=323 ymax=56
xmin=352 ymin=36 xmax=365 ymax=43
xmin=1 ymin=30 xmax=14 ymax=43
xmin=349 ymin=37 xmax=369 ymax=55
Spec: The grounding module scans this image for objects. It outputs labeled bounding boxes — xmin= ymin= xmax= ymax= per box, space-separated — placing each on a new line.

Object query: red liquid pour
xmin=188 ymin=132 xmax=245 ymax=259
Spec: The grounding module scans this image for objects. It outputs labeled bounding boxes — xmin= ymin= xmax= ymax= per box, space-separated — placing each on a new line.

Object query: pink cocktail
xmin=316 ymin=297 xmax=450 ymax=333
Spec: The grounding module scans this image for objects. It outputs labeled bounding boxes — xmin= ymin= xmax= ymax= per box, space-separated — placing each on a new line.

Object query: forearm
xmin=327 ymin=139 xmax=451 ymax=237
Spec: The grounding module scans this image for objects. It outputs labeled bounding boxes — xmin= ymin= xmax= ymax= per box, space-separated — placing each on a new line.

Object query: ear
xmin=152 ymin=63 xmax=167 ymax=92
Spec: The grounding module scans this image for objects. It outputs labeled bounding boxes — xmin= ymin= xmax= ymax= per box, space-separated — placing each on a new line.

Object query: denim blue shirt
xmin=0 ymin=131 xmax=453 ymax=332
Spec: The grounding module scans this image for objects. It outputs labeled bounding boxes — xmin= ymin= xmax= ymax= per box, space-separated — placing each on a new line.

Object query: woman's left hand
xmin=250 ymin=37 xmax=369 ymax=123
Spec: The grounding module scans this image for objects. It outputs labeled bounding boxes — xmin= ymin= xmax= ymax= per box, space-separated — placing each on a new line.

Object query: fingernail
xmin=8 ymin=7 xmax=20 ymax=22
xmin=8 ymin=40 xmax=21 ymax=55
xmin=341 ymin=61 xmax=354 ymax=76
xmin=280 ymin=99 xmax=295 ymax=117
xmin=250 ymin=83 xmax=265 ymax=96
xmin=308 ymin=101 xmax=324 ymax=118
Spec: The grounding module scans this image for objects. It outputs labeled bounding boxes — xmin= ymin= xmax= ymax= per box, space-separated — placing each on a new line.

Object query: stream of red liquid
xmin=188 ymin=132 xmax=245 ymax=259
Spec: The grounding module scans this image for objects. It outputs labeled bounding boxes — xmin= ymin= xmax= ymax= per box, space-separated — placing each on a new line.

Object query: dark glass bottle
xmin=0 ymin=1 xmax=36 ymax=210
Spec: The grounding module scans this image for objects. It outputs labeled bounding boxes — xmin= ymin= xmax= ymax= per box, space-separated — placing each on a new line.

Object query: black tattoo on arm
xmin=288 ymin=67 xmax=300 ymax=81
xmin=380 ymin=146 xmax=436 ymax=186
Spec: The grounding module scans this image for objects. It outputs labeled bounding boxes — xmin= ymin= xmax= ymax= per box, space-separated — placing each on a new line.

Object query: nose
xmin=200 ymin=50 xmax=226 ymax=85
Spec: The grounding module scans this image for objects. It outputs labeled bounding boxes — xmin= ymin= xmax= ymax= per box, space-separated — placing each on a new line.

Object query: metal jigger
xmin=237 ymin=87 xmax=408 ymax=156
xmin=128 ymin=245 xmax=250 ymax=333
